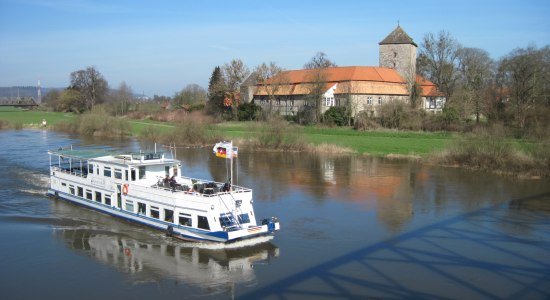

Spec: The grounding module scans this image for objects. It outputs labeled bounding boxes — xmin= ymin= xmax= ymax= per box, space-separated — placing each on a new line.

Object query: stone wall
xmin=379 ymin=44 xmax=417 ymax=82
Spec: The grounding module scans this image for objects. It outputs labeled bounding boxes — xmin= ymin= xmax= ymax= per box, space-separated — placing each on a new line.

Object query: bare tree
xmin=70 ymin=66 xmax=109 ymax=110
xmin=304 ymin=69 xmax=329 ymax=124
xmin=457 ymin=47 xmax=494 ymax=123
xmin=222 ymin=59 xmax=251 ymax=92
xmin=174 ymin=84 xmax=207 ymax=106
xmin=498 ymin=45 xmax=550 ymax=128
xmin=253 ymin=62 xmax=288 ymax=115
xmin=303 ymin=51 xmax=337 ymax=69
xmin=111 ymin=81 xmax=134 ymax=115
xmin=417 ymin=31 xmax=461 ymax=102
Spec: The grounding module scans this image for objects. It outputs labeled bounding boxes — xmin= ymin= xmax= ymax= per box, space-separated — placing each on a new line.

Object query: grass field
xmin=0 ymin=107 xmax=452 ymax=156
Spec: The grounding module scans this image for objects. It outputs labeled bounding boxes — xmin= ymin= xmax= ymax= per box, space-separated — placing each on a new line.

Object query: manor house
xmin=241 ymin=26 xmax=445 ymax=116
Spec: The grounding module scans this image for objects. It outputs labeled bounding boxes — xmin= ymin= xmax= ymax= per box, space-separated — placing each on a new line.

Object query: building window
xmin=125 ymin=200 xmax=134 ymax=212
xmin=378 ymin=97 xmax=383 ymax=105
xmin=324 ymin=97 xmax=335 ymax=107
xmin=104 ymin=167 xmax=111 ymax=177
xmin=429 ymin=98 xmax=436 ymax=108
xmin=137 ymin=202 xmax=146 ymax=214
xmin=367 ymin=97 xmax=372 ymax=105
xmin=164 ymin=209 xmax=174 ymax=223
xmin=179 ymin=213 xmax=192 ymax=227
xmin=150 ymin=206 xmax=159 ymax=219
xmin=114 ymin=169 xmax=122 ymax=180
xmin=95 ymin=191 xmax=102 ymax=202
xmin=198 ymin=216 xmax=210 ymax=230
xmin=104 ymin=195 xmax=111 ymax=205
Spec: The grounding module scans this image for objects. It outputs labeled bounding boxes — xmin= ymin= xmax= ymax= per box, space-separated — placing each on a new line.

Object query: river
xmin=0 ymin=129 xmax=549 ymax=299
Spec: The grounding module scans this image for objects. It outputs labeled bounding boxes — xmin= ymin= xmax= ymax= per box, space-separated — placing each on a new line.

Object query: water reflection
xmin=49 ymin=199 xmax=279 ymax=293
xmin=55 ymin=228 xmax=278 ymax=290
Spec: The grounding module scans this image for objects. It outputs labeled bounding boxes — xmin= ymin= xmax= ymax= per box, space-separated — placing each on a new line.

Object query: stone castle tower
xmin=379 ymin=26 xmax=417 ymax=82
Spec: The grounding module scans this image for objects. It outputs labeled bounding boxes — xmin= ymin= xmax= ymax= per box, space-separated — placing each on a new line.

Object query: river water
xmin=1 ymin=129 xmax=549 ymax=299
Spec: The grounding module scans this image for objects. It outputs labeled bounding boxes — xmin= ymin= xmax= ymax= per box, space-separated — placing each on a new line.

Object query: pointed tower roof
xmin=379 ymin=26 xmax=417 ymax=47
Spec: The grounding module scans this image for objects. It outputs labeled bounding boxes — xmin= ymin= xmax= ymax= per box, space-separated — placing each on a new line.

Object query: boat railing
xmin=145 ymin=175 xmax=251 ymax=197
xmin=51 ymin=166 xmax=88 ymax=178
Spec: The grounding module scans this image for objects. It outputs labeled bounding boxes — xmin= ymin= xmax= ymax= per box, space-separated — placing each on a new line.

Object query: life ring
xmin=124 ymin=248 xmax=131 ymax=256
xmin=122 ymin=184 xmax=129 ymax=195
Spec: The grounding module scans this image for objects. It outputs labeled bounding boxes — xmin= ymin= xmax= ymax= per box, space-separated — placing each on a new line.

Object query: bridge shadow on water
xmin=242 ymin=193 xmax=550 ymax=300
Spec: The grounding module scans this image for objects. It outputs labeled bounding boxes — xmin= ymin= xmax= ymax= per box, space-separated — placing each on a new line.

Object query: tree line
xmin=42 ymin=30 xmax=548 ymax=135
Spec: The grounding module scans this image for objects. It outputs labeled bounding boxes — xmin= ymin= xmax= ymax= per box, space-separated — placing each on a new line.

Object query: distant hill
xmin=0 ymin=86 xmax=150 ymax=101
xmin=0 ymin=86 xmax=64 ymax=98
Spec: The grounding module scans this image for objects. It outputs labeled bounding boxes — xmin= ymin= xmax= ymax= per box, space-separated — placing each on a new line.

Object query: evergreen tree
xmin=207 ymin=66 xmax=226 ymax=115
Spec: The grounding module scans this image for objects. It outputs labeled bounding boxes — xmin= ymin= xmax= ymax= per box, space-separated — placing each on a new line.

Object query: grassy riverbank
xmin=1 ymin=107 xmax=547 ymax=177
xmin=0 ymin=107 xmax=451 ymax=156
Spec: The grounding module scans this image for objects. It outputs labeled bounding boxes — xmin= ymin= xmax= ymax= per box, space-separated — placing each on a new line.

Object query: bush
xmin=438 ymin=125 xmax=549 ymax=177
xmin=161 ymin=119 xmax=217 ymax=146
xmin=54 ymin=107 xmax=129 ymax=137
xmin=354 ymin=112 xmax=380 ymax=130
xmin=323 ymin=106 xmax=349 ymax=126
xmin=254 ymin=117 xmax=305 ymax=150
xmin=378 ymin=101 xmax=406 ymax=128
xmin=237 ymin=103 xmax=262 ymax=121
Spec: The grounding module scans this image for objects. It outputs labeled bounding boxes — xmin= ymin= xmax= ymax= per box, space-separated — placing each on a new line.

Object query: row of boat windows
xmin=88 ymin=164 xmax=146 ymax=181
xmin=62 ymin=182 xmax=250 ymax=231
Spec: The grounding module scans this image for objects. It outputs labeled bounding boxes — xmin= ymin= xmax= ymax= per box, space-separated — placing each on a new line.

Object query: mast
xmin=230 ymin=140 xmax=233 ymax=192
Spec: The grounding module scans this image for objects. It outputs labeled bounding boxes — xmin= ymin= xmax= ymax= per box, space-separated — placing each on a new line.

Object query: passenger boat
xmin=47 ymin=143 xmax=280 ymax=243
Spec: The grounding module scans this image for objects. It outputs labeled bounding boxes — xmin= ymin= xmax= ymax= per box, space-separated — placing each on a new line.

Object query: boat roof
xmin=49 ymin=148 xmax=179 ymax=166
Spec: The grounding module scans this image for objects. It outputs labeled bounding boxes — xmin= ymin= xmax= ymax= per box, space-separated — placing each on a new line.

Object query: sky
xmin=0 ymin=0 xmax=549 ymax=96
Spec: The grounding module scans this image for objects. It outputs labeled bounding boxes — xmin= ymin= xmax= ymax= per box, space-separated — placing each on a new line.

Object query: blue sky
xmin=0 ymin=0 xmax=548 ymax=96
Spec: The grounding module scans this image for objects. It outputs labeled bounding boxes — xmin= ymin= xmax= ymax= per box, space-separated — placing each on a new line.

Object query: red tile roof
xmin=255 ymin=66 xmax=443 ymax=97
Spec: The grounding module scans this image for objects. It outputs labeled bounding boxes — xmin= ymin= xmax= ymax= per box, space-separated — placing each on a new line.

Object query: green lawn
xmin=0 ymin=107 xmax=73 ymax=125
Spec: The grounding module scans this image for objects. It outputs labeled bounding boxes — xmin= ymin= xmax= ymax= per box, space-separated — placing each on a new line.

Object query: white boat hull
xmin=47 ymin=189 xmax=280 ymax=243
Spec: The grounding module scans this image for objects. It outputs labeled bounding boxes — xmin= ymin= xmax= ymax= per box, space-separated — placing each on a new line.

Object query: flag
xmin=213 ymin=141 xmax=238 ymax=159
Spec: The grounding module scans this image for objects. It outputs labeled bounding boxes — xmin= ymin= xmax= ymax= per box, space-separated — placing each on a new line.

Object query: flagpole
xmin=230 ymin=140 xmax=233 ymax=192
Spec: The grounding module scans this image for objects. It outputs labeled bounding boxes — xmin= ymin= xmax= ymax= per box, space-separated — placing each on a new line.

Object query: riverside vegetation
xmin=1 ymin=107 xmax=548 ymax=177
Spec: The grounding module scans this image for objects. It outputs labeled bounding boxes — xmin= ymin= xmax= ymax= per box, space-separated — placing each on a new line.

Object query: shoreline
xmin=0 ymin=113 xmax=547 ymax=179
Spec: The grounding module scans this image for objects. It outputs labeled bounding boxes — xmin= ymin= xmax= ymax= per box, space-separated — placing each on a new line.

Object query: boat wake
xmin=171 ymin=235 xmax=275 ymax=250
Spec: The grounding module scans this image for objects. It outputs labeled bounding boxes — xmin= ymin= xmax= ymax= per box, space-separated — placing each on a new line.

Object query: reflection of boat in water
xmin=55 ymin=228 xmax=279 ymax=289
xmin=47 ymin=146 xmax=280 ymax=243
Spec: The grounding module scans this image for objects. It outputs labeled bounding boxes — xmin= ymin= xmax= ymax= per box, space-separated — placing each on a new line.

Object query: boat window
xmin=124 ymin=170 xmax=128 ymax=181
xmin=69 ymin=185 xmax=75 ymax=195
xmin=125 ymin=200 xmax=134 ymax=212
xmin=114 ymin=169 xmax=122 ymax=180
xmin=88 ymin=164 xmax=94 ymax=175
xmin=179 ymin=213 xmax=192 ymax=227
xmin=220 ymin=213 xmax=237 ymax=227
xmin=104 ymin=167 xmax=111 ymax=177
xmin=238 ymin=213 xmax=250 ymax=224
xmin=137 ymin=202 xmax=146 ymax=214
xmin=198 ymin=216 xmax=210 ymax=230
xmin=164 ymin=209 xmax=174 ymax=223
xmin=77 ymin=187 xmax=83 ymax=197
xmin=138 ymin=166 xmax=146 ymax=179
xmin=165 ymin=166 xmax=170 ymax=176
xmin=150 ymin=206 xmax=159 ymax=219
xmin=104 ymin=195 xmax=111 ymax=205
xmin=95 ymin=191 xmax=102 ymax=202
xmin=131 ymin=169 xmax=136 ymax=181
xmin=61 ymin=182 xmax=66 ymax=187
xmin=85 ymin=189 xmax=92 ymax=200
